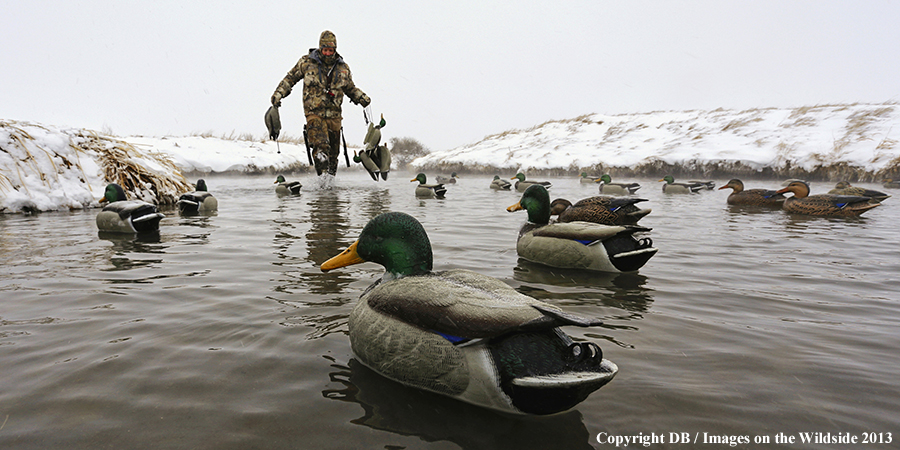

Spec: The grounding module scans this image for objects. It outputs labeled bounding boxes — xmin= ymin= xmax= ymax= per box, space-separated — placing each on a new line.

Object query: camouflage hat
xmin=319 ymin=30 xmax=337 ymax=49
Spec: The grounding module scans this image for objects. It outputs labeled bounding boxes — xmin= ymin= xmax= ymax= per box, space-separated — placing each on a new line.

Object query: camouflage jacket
xmin=273 ymin=48 xmax=369 ymax=120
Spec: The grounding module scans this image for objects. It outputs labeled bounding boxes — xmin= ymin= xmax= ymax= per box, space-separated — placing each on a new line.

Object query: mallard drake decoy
xmin=411 ymin=173 xmax=447 ymax=199
xmin=176 ymin=179 xmax=218 ymax=214
xmin=595 ymin=174 xmax=640 ymax=195
xmin=659 ymin=175 xmax=704 ymax=194
xmin=320 ymin=211 xmax=618 ymax=415
xmin=688 ymin=180 xmax=716 ymax=190
xmin=549 ymin=196 xmax=651 ymax=225
xmin=827 ymin=181 xmax=890 ymax=202
xmin=882 ymin=179 xmax=900 ymax=189
xmin=357 ymin=114 xmax=391 ymax=181
xmin=508 ymin=185 xmax=657 ymax=273
xmin=435 ymin=172 xmax=458 ymax=184
xmin=511 ymin=173 xmax=551 ymax=192
xmin=96 ymin=183 xmax=165 ymax=233
xmin=776 ymin=181 xmax=880 ymax=217
xmin=718 ymin=179 xmax=785 ymax=206
xmin=490 ymin=175 xmax=512 ymax=190
xmin=579 ymin=172 xmax=601 ymax=184
xmin=265 ymin=105 xmax=281 ymax=154
xmin=274 ymin=175 xmax=302 ymax=196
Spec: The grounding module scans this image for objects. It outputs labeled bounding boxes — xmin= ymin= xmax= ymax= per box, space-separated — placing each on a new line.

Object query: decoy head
xmin=511 ymin=173 xmax=526 ymax=181
xmin=507 ymin=184 xmax=551 ymax=225
xmin=410 ymin=173 xmax=427 ymax=184
xmin=100 ymin=183 xmax=127 ymax=203
xmin=377 ymin=113 xmax=386 ymax=129
xmin=321 ymin=211 xmax=433 ymax=279
xmin=196 ymin=179 xmax=208 ymax=192
xmin=659 ymin=175 xmax=676 ymax=184
xmin=718 ymin=179 xmax=744 ymax=192
xmin=596 ymin=174 xmax=612 ymax=184
xmin=776 ymin=181 xmax=811 ymax=198
xmin=549 ymin=198 xmax=572 ymax=216
xmin=834 ymin=181 xmax=851 ymax=189
xmin=275 ymin=175 xmax=286 ymax=184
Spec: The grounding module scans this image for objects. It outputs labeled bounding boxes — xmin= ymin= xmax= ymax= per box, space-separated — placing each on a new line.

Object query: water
xmin=1 ymin=172 xmax=898 ymax=449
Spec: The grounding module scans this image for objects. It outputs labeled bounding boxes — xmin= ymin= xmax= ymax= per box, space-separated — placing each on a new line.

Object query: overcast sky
xmin=3 ymin=1 xmax=899 ymax=152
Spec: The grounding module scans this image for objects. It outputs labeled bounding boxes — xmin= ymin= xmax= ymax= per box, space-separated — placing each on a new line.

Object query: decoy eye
xmin=569 ymin=343 xmax=583 ymax=359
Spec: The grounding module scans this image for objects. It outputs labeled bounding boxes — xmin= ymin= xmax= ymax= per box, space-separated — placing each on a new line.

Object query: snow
xmin=3 ymin=103 xmax=899 ymax=213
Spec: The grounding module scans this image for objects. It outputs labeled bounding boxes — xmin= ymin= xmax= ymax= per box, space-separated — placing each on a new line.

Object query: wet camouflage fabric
xmin=306 ymin=115 xmax=342 ymax=175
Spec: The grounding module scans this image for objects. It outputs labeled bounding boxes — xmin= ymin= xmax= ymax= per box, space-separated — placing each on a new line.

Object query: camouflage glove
xmin=358 ymin=94 xmax=371 ymax=108
xmin=271 ymin=92 xmax=282 ymax=107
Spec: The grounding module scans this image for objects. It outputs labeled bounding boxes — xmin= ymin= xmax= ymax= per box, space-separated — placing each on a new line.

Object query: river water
xmin=1 ymin=172 xmax=897 ymax=449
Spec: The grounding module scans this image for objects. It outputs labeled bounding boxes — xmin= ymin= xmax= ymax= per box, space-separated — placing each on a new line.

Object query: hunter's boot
xmin=327 ymin=131 xmax=341 ymax=176
xmin=312 ymin=145 xmax=329 ymax=176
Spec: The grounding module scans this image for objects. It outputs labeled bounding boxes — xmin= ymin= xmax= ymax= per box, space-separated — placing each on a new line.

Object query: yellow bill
xmin=321 ymin=240 xmax=366 ymax=271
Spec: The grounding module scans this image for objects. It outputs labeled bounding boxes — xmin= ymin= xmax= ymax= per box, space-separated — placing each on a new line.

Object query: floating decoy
xmin=490 ymin=175 xmax=512 ymax=190
xmin=274 ymin=175 xmax=302 ymax=196
xmin=718 ymin=179 xmax=785 ymax=206
xmin=882 ymin=179 xmax=900 ymax=189
xmin=356 ymin=114 xmax=391 ymax=181
xmin=827 ymin=181 xmax=890 ymax=202
xmin=659 ymin=175 xmax=704 ymax=194
xmin=320 ymin=211 xmax=618 ymax=415
xmin=579 ymin=172 xmax=601 ymax=184
xmin=511 ymin=173 xmax=552 ymax=192
xmin=96 ymin=183 xmax=164 ymax=233
xmin=435 ymin=172 xmax=458 ymax=184
xmin=550 ymin=196 xmax=651 ymax=225
xmin=688 ymin=180 xmax=716 ymax=190
xmin=595 ymin=174 xmax=640 ymax=195
xmin=776 ymin=181 xmax=880 ymax=217
xmin=176 ymin=179 xmax=218 ymax=214
xmin=508 ymin=185 xmax=657 ymax=273
xmin=411 ymin=173 xmax=447 ymax=199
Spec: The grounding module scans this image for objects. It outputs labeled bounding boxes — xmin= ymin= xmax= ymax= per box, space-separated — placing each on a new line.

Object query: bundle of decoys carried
xmin=353 ymin=109 xmax=391 ymax=181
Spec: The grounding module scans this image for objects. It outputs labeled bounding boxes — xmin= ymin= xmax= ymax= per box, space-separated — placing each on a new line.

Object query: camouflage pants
xmin=306 ymin=115 xmax=342 ymax=176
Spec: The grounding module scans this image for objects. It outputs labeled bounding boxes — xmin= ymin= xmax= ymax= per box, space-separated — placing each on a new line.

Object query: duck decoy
xmin=320 ymin=211 xmax=618 ymax=415
xmin=827 ymin=181 xmax=890 ymax=202
xmin=356 ymin=114 xmax=391 ymax=181
xmin=176 ymin=179 xmax=218 ymax=214
xmin=411 ymin=173 xmax=447 ymax=199
xmin=96 ymin=183 xmax=165 ymax=233
xmin=579 ymin=172 xmax=601 ymax=184
xmin=435 ymin=172 xmax=458 ymax=184
xmin=490 ymin=175 xmax=512 ymax=190
xmin=688 ymin=180 xmax=716 ymax=190
xmin=882 ymin=179 xmax=900 ymax=189
xmin=549 ymin=196 xmax=651 ymax=225
xmin=776 ymin=181 xmax=880 ymax=217
xmin=274 ymin=175 xmax=302 ymax=196
xmin=659 ymin=175 xmax=704 ymax=194
xmin=717 ymin=179 xmax=785 ymax=206
xmin=511 ymin=173 xmax=552 ymax=192
xmin=265 ymin=105 xmax=281 ymax=154
xmin=595 ymin=174 xmax=640 ymax=195
xmin=508 ymin=185 xmax=657 ymax=273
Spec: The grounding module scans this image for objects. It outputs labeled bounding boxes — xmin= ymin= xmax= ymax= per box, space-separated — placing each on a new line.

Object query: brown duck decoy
xmin=827 ymin=181 xmax=890 ymax=202
xmin=550 ymin=196 xmax=651 ymax=225
xmin=718 ymin=179 xmax=785 ymax=206
xmin=882 ymin=179 xmax=900 ymax=189
xmin=776 ymin=181 xmax=880 ymax=217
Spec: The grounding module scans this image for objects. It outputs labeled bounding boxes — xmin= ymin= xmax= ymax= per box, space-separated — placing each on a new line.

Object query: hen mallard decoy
xmin=594 ymin=174 xmax=640 ymax=195
xmin=549 ymin=196 xmax=651 ymax=225
xmin=508 ymin=185 xmax=657 ymax=273
xmin=356 ymin=114 xmax=391 ymax=181
xmin=579 ymin=172 xmax=601 ymax=184
xmin=320 ymin=211 xmax=618 ymax=415
xmin=776 ymin=181 xmax=880 ymax=217
xmin=176 ymin=179 xmax=218 ymax=214
xmin=274 ymin=175 xmax=302 ymax=196
xmin=882 ymin=179 xmax=900 ymax=189
xmin=659 ymin=175 xmax=704 ymax=194
xmin=411 ymin=173 xmax=447 ymax=199
xmin=511 ymin=173 xmax=552 ymax=192
xmin=435 ymin=172 xmax=458 ymax=184
xmin=717 ymin=179 xmax=785 ymax=206
xmin=827 ymin=181 xmax=890 ymax=202
xmin=96 ymin=183 xmax=165 ymax=233
xmin=490 ymin=175 xmax=512 ymax=190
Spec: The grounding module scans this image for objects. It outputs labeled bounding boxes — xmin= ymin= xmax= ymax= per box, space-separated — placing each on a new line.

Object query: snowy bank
xmin=411 ymin=103 xmax=900 ymax=180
